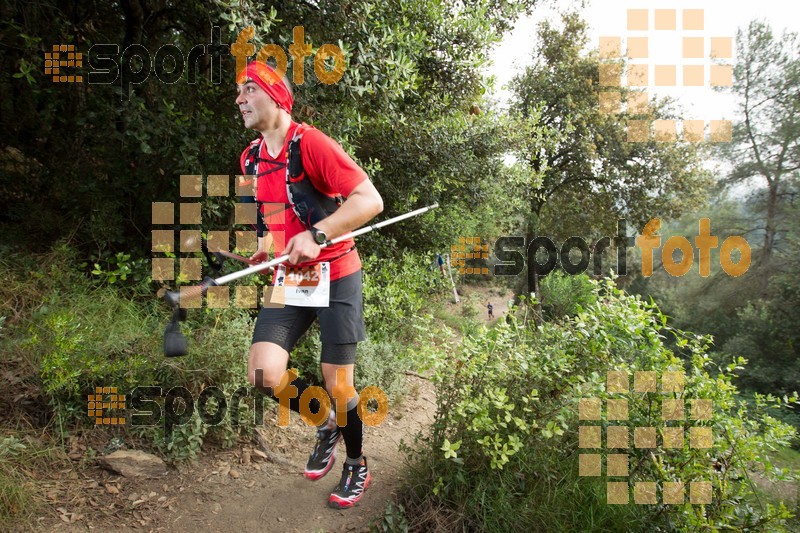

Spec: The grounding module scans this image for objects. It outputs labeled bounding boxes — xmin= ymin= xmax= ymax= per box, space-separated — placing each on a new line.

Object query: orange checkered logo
xmin=579 ymin=370 xmax=713 ymax=505
xmin=45 ymin=44 xmax=83 ymax=83
xmin=88 ymin=386 xmax=126 ymax=425
xmin=152 ymin=175 xmax=276 ymax=309
xmin=450 ymin=236 xmax=490 ymax=276
xmin=598 ymin=8 xmax=733 ymax=143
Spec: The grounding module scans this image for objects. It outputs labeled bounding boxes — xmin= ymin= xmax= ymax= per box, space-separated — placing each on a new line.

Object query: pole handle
xmin=163 ymin=203 xmax=439 ymax=307
xmin=214 ymin=203 xmax=439 ymax=286
xmin=164 ymin=277 xmax=219 ymax=309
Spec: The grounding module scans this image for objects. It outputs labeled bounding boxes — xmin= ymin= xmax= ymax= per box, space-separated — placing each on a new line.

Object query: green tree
xmin=723 ymin=270 xmax=800 ymax=398
xmin=716 ymin=21 xmax=800 ymax=280
xmin=636 ymin=21 xmax=800 ymax=408
xmin=1 ymin=0 xmax=538 ymax=262
xmin=508 ymin=13 xmax=711 ymax=298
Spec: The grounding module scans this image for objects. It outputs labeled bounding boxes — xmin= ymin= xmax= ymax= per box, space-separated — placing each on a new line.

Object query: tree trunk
xmin=755 ymin=181 xmax=780 ymax=298
xmin=121 ymin=0 xmax=145 ymax=49
xmin=762 ymin=182 xmax=778 ymax=263
xmin=526 ymin=201 xmax=544 ymax=323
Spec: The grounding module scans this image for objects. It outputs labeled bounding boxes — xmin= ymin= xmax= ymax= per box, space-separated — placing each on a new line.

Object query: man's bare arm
xmin=283 ymin=179 xmax=383 ymax=264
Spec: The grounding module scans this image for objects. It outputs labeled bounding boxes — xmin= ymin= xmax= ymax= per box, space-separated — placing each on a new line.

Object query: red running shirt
xmin=239 ymin=122 xmax=368 ymax=280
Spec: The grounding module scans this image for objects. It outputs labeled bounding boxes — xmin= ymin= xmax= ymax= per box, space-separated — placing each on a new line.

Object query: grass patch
xmin=750 ymin=446 xmax=800 ymax=530
xmin=0 ymin=468 xmax=35 ymax=529
xmin=0 ymin=432 xmax=71 ymax=529
xmin=432 ymin=304 xmax=480 ymax=336
xmin=3 ymin=244 xmax=450 ymax=466
xmin=399 ymin=451 xmax=649 ymax=532
xmin=772 ymin=447 xmax=800 ymax=468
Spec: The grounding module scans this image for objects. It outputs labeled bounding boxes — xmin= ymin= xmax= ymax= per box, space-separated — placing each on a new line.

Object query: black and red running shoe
xmin=328 ymin=457 xmax=370 ymax=509
xmin=304 ymin=424 xmax=341 ymax=480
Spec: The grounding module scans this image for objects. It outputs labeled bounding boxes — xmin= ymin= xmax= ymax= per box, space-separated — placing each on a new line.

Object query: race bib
xmin=271 ymin=262 xmax=330 ymax=307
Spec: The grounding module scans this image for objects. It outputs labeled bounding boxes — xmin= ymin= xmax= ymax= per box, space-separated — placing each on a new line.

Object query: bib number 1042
xmin=286 ymin=268 xmax=320 ymax=285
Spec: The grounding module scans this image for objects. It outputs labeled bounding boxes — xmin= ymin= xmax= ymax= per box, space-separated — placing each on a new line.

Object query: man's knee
xmin=323 ymin=371 xmax=356 ymax=405
xmin=248 ymin=359 xmax=288 ymax=389
xmin=325 ymin=382 xmax=359 ymax=414
xmin=249 ymin=367 xmax=286 ymax=389
xmin=324 ymin=381 xmax=347 ymax=400
xmin=248 ymin=342 xmax=290 ymax=388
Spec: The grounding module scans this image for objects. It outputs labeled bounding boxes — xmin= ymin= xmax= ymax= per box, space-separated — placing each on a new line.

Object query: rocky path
xmin=36 ymin=375 xmax=435 ymax=533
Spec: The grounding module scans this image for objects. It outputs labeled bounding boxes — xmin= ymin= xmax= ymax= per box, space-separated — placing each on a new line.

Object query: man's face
xmin=235 ymin=80 xmax=279 ymax=130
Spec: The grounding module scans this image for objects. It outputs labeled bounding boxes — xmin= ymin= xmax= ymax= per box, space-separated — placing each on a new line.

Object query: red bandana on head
xmin=237 ymin=62 xmax=294 ymax=113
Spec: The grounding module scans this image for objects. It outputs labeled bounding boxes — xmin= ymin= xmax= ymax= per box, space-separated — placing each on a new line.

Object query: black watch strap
xmin=310 ymin=226 xmax=327 ymax=245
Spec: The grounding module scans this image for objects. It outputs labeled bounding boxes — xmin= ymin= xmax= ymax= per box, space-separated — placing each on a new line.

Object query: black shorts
xmin=251 ymin=270 xmax=365 ymax=364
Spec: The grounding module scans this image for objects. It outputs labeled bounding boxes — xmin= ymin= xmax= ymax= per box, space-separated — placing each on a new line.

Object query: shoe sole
xmin=327 ymin=472 xmax=371 ymax=509
xmin=304 ymin=433 xmax=342 ymax=480
xmin=304 ymin=454 xmax=335 ymax=480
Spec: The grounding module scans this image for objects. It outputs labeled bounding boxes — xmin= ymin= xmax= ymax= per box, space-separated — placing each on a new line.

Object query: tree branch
xmin=742 ymin=61 xmax=772 ymax=185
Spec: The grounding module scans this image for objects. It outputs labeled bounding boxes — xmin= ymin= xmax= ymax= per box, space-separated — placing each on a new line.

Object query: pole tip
xmin=164 ymin=290 xmax=180 ymax=309
xmin=164 ymin=331 xmax=188 ymax=357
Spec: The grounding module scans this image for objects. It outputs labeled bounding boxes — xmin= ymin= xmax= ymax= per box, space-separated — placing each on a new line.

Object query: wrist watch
xmin=310 ymin=226 xmax=327 ymax=245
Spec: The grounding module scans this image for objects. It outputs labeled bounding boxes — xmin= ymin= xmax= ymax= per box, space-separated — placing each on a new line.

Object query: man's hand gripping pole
xmin=162 ymin=204 xmax=439 ymax=357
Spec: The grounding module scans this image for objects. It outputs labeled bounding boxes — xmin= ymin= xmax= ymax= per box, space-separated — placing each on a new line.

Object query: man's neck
xmin=259 ymin=115 xmax=293 ymax=157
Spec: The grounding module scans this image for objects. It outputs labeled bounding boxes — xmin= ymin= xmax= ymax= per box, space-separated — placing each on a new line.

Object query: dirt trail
xmin=34 ymin=285 xmax=513 ymax=532
xmin=37 ymin=375 xmax=434 ymax=533
xmin=445 ymin=284 xmax=515 ymax=324
xmin=156 ymin=376 xmax=434 ymax=533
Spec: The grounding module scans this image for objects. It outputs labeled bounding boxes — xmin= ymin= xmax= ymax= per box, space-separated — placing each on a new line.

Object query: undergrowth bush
xmin=355 ymin=340 xmax=406 ymax=400
xmin=2 ymin=244 xmax=258 ymax=460
xmin=539 ymin=269 xmax=597 ymax=320
xmin=130 ymin=307 xmax=257 ymax=461
xmin=3 ymin=244 xmax=445 ymax=464
xmin=402 ymin=279 xmax=798 ymax=531
xmin=291 ymin=252 xmax=445 ymax=397
xmin=362 ymin=252 xmax=445 ymax=344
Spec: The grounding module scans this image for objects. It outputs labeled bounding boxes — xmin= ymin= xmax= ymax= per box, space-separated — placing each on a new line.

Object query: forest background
xmin=1 ymin=0 xmax=798 ymax=530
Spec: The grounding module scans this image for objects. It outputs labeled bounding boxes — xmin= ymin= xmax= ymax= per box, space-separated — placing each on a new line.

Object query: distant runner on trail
xmin=436 ymin=253 xmax=446 ymax=276
xmin=236 ymin=61 xmax=383 ymax=509
xmin=487 ymin=301 xmax=494 ymax=319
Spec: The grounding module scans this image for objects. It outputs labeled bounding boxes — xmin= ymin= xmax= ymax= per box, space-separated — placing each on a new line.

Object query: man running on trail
xmin=236 ymin=61 xmax=383 ymax=508
xmin=487 ymin=301 xmax=494 ymax=319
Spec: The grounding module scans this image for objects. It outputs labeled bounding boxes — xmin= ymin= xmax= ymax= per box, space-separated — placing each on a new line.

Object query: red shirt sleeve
xmin=240 ymin=145 xmax=250 ymax=174
xmin=299 ymin=128 xmax=368 ymax=197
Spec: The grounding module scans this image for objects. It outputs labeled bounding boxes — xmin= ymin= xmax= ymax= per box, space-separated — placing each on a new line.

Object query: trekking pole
xmin=445 ymin=253 xmax=460 ymax=303
xmin=163 ymin=204 xmax=439 ymax=356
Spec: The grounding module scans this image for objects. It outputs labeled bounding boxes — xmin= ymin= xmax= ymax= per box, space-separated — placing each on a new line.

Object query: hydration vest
xmin=243 ymin=124 xmax=343 ymax=232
